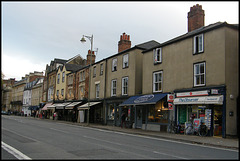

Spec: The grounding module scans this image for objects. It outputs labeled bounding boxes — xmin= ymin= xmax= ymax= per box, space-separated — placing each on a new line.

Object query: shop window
xmin=148 ymin=101 xmax=168 ymax=123
xmin=107 ymin=104 xmax=115 ymax=120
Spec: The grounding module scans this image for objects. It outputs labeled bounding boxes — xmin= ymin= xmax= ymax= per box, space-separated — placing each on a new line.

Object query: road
xmin=1 ymin=115 xmax=239 ymax=159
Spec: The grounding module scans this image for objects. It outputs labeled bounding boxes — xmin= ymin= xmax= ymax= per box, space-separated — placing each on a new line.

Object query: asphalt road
xmin=1 ymin=115 xmax=239 ymax=159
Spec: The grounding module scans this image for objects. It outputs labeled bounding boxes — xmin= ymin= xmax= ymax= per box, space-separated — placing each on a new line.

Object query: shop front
xmin=65 ymin=102 xmax=82 ymax=122
xmin=120 ymin=93 xmax=169 ymax=132
xmin=78 ymin=101 xmax=102 ymax=124
xmin=173 ymin=90 xmax=224 ymax=137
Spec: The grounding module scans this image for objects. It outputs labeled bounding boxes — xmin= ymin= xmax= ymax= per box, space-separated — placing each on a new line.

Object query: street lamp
xmin=80 ymin=34 xmax=93 ymax=125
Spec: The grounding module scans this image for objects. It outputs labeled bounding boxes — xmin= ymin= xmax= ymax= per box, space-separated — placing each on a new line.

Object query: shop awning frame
xmin=65 ymin=101 xmax=82 ymax=109
xmin=119 ymin=93 xmax=168 ymax=106
xmin=77 ymin=102 xmax=101 ymax=110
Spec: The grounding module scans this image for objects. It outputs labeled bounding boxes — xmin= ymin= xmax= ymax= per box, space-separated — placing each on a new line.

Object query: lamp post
xmin=80 ymin=34 xmax=93 ymax=125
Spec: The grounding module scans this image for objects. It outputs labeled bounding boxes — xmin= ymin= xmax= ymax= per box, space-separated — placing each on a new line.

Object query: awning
xmin=65 ymin=101 xmax=82 ymax=109
xmin=47 ymin=104 xmax=56 ymax=109
xmin=55 ymin=103 xmax=71 ymax=109
xmin=42 ymin=103 xmax=53 ymax=110
xmin=78 ymin=102 xmax=101 ymax=110
xmin=173 ymin=95 xmax=223 ymax=105
xmin=28 ymin=106 xmax=39 ymax=110
xmin=119 ymin=93 xmax=168 ymax=106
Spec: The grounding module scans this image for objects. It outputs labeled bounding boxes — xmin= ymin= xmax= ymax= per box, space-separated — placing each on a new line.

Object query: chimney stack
xmin=86 ymin=49 xmax=96 ymax=65
xmin=188 ymin=4 xmax=205 ymax=32
xmin=118 ymin=33 xmax=131 ymax=53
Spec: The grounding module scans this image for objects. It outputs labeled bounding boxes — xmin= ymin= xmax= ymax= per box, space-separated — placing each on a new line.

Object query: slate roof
xmin=143 ymin=22 xmax=238 ymax=53
xmin=65 ymin=64 xmax=84 ymax=72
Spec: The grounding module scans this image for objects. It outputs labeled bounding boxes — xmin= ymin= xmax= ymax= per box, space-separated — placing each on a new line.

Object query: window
xmin=61 ymin=89 xmax=64 ymax=96
xmin=122 ymin=77 xmax=128 ymax=95
xmin=93 ymin=66 xmax=96 ymax=77
xmin=62 ymin=72 xmax=65 ymax=83
xmin=194 ymin=62 xmax=205 ymax=86
xmin=112 ymin=58 xmax=117 ymax=71
xmin=194 ymin=34 xmax=204 ymax=54
xmin=100 ymin=64 xmax=103 ymax=75
xmin=111 ymin=79 xmax=117 ymax=96
xmin=123 ymin=54 xmax=129 ymax=68
xmin=96 ymin=83 xmax=100 ymax=98
xmin=153 ymin=48 xmax=162 ymax=64
xmin=56 ymin=90 xmax=59 ymax=98
xmin=153 ymin=71 xmax=163 ymax=92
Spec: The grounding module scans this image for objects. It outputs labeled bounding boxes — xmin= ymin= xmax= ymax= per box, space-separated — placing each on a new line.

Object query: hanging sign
xmin=167 ymin=94 xmax=175 ymax=102
xmin=168 ymin=103 xmax=174 ymax=110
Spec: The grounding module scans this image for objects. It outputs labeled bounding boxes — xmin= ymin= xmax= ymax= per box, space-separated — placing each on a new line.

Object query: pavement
xmin=50 ymin=119 xmax=239 ymax=150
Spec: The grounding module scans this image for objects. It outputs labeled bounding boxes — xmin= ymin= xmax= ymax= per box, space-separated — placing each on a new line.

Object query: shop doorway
xmin=136 ymin=107 xmax=142 ymax=128
xmin=214 ymin=106 xmax=222 ymax=137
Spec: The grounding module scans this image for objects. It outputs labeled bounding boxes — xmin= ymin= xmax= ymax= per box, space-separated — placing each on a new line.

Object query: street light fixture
xmin=80 ymin=34 xmax=93 ymax=125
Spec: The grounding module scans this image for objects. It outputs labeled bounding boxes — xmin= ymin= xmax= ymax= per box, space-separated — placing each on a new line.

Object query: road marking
xmin=1 ymin=141 xmax=32 ymax=160
xmin=50 ymin=128 xmax=69 ymax=134
xmin=153 ymin=151 xmax=188 ymax=160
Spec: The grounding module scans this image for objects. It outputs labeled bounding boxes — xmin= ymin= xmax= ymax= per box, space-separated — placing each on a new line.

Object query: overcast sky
xmin=2 ymin=1 xmax=239 ymax=80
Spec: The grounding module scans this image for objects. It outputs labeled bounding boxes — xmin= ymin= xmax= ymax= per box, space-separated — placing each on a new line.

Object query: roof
xmin=143 ymin=22 xmax=239 ymax=53
xmin=65 ymin=64 xmax=84 ymax=72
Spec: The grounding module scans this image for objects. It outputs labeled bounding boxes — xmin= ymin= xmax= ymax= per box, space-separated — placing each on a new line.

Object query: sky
xmin=2 ymin=1 xmax=239 ymax=80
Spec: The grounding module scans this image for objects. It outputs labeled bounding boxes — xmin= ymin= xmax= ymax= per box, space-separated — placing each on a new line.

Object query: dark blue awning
xmin=119 ymin=93 xmax=168 ymax=106
xmin=28 ymin=106 xmax=39 ymax=110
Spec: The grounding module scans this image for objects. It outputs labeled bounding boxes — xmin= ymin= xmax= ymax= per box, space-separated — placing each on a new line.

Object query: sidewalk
xmin=54 ymin=119 xmax=238 ymax=150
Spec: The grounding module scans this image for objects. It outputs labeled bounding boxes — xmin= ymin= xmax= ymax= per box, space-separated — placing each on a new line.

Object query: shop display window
xmin=148 ymin=101 xmax=169 ymax=123
xmin=107 ymin=104 xmax=114 ymax=120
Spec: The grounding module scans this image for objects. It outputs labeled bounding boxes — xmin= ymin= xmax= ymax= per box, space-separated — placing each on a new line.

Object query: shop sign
xmin=168 ymin=103 xmax=174 ymax=110
xmin=134 ymin=94 xmax=154 ymax=104
xmin=167 ymin=94 xmax=175 ymax=102
xmin=211 ymin=89 xmax=219 ymax=95
xmin=176 ymin=90 xmax=208 ymax=97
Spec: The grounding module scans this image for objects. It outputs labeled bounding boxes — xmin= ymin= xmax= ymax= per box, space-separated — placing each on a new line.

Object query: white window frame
xmin=123 ymin=54 xmax=129 ymax=68
xmin=122 ymin=77 xmax=128 ymax=95
xmin=153 ymin=48 xmax=162 ymax=64
xmin=100 ymin=63 xmax=103 ymax=75
xmin=193 ymin=34 xmax=204 ymax=54
xmin=111 ymin=79 xmax=117 ymax=97
xmin=96 ymin=83 xmax=100 ymax=98
xmin=153 ymin=71 xmax=163 ymax=93
xmin=112 ymin=58 xmax=117 ymax=71
xmin=194 ymin=62 xmax=206 ymax=87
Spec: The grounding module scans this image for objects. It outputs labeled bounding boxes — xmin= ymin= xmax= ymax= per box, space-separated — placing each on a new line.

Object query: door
xmin=136 ymin=107 xmax=142 ymax=128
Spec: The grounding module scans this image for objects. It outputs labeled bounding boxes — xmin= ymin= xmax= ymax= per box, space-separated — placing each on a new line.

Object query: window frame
xmin=193 ymin=34 xmax=204 ymax=54
xmin=100 ymin=63 xmax=104 ymax=75
xmin=194 ymin=62 xmax=206 ymax=87
xmin=111 ymin=79 xmax=117 ymax=97
xmin=122 ymin=77 xmax=128 ymax=96
xmin=153 ymin=71 xmax=163 ymax=93
xmin=153 ymin=48 xmax=162 ymax=64
xmin=112 ymin=58 xmax=117 ymax=72
xmin=62 ymin=72 xmax=65 ymax=83
xmin=93 ymin=66 xmax=96 ymax=77
xmin=123 ymin=54 xmax=129 ymax=68
xmin=96 ymin=83 xmax=100 ymax=98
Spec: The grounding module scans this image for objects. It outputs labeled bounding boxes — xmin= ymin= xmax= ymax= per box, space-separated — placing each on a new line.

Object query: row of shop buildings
xmin=2 ymin=4 xmax=238 ymax=138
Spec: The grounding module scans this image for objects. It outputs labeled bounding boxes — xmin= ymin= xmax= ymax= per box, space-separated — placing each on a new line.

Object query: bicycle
xmin=198 ymin=122 xmax=208 ymax=136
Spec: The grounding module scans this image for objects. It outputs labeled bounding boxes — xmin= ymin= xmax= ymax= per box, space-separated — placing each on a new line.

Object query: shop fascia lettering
xmin=178 ymin=97 xmax=201 ymax=102
xmin=134 ymin=94 xmax=154 ymax=103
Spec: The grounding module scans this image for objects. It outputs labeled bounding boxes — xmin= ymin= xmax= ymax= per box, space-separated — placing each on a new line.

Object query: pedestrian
xmin=121 ymin=112 xmax=127 ymax=128
xmin=53 ymin=112 xmax=56 ymax=120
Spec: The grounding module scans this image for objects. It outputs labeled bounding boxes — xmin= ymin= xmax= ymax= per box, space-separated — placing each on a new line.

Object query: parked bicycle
xmin=198 ymin=122 xmax=208 ymax=137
